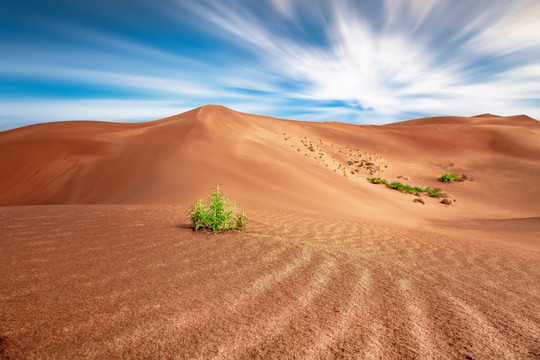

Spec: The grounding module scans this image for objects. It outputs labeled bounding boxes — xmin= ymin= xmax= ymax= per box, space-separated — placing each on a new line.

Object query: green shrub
xmin=188 ymin=185 xmax=247 ymax=233
xmin=425 ymin=188 xmax=445 ymax=197
xmin=439 ymin=173 xmax=466 ymax=182
xmin=388 ymin=182 xmax=421 ymax=194
xmin=367 ymin=177 xmax=388 ymax=185
xmin=367 ymin=178 xmax=447 ymax=198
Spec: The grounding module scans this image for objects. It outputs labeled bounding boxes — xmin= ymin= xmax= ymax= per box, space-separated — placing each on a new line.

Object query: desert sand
xmin=1 ymin=105 xmax=539 ymax=359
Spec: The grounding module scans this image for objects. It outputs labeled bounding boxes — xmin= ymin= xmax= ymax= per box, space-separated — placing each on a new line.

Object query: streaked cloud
xmin=1 ymin=0 xmax=539 ymax=128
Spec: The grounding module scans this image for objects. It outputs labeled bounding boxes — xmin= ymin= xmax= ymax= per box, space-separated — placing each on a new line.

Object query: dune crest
xmin=1 ymin=105 xmax=538 ymax=220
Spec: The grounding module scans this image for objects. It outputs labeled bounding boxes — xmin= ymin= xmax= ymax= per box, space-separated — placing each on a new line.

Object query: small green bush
xmin=367 ymin=177 xmax=388 ymax=185
xmin=388 ymin=182 xmax=423 ymax=194
xmin=367 ymin=178 xmax=447 ymax=198
xmin=439 ymin=173 xmax=466 ymax=182
xmin=425 ymin=188 xmax=445 ymax=197
xmin=188 ymin=185 xmax=247 ymax=233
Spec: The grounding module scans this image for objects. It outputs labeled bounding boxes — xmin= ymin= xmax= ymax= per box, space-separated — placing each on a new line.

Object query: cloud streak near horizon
xmin=1 ymin=0 xmax=539 ymax=128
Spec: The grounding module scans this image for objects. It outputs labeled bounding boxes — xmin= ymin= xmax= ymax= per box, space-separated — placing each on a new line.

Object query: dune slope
xmin=2 ymin=105 xmax=539 ymax=219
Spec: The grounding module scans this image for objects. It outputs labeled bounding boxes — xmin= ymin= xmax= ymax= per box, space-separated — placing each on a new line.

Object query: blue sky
xmin=1 ymin=0 xmax=539 ymax=129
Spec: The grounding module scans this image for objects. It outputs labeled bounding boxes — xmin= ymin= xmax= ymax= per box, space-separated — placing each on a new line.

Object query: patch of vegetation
xmin=425 ymin=188 xmax=445 ymax=197
xmin=368 ymin=177 xmax=387 ymax=185
xmin=367 ymin=177 xmax=447 ymax=198
xmin=388 ymin=182 xmax=425 ymax=194
xmin=439 ymin=173 xmax=467 ymax=182
xmin=189 ymin=185 xmax=247 ymax=233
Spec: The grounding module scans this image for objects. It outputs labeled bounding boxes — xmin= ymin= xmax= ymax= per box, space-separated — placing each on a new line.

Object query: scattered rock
xmin=414 ymin=198 xmax=425 ymax=205
xmin=440 ymin=198 xmax=452 ymax=205
xmin=347 ymin=161 xmax=354 ymax=166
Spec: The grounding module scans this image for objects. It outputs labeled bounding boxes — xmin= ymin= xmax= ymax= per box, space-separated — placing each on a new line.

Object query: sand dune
xmin=1 ymin=105 xmax=539 ymax=358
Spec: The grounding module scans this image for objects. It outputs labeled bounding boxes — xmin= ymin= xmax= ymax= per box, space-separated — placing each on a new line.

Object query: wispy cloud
xmin=1 ymin=0 xmax=539 ymax=128
xmin=170 ymin=0 xmax=540 ymax=122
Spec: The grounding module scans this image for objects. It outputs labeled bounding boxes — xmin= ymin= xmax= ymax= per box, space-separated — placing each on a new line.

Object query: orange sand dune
xmin=1 ymin=105 xmax=539 ymax=359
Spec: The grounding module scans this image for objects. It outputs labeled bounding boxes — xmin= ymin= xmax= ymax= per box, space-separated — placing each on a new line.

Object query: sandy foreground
xmin=1 ymin=105 xmax=539 ymax=359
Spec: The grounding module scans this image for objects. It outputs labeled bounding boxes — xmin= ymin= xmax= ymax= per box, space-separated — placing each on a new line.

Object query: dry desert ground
xmin=1 ymin=105 xmax=539 ymax=359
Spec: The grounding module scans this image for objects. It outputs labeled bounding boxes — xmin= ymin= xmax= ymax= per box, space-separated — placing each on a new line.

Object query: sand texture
xmin=1 ymin=105 xmax=539 ymax=359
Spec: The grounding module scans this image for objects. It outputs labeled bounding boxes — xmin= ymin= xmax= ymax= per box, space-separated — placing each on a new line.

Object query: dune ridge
xmin=1 ymin=105 xmax=539 ymax=216
xmin=1 ymin=105 xmax=539 ymax=359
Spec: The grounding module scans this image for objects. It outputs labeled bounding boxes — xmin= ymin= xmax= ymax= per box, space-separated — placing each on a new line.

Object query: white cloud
xmin=1 ymin=64 xmax=233 ymax=99
xmin=270 ymin=0 xmax=295 ymax=19
xmin=462 ymin=1 xmax=540 ymax=56
xmin=3 ymin=0 xmax=539 ymax=127
xmin=176 ymin=0 xmax=540 ymax=122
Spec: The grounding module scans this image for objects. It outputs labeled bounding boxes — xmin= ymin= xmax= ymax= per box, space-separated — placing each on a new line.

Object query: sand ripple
xmin=1 ymin=205 xmax=539 ymax=359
